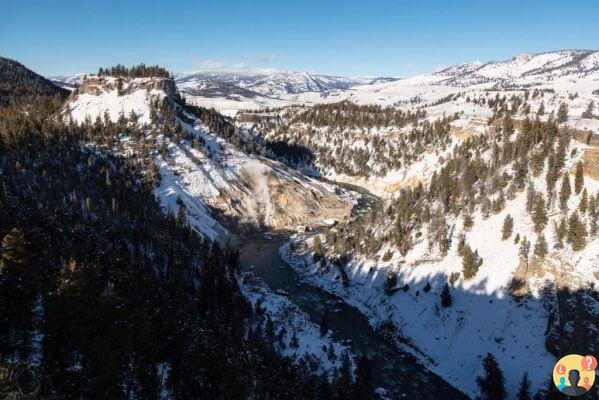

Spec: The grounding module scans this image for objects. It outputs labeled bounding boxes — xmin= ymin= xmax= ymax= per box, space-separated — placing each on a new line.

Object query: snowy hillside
xmin=62 ymin=75 xmax=357 ymax=240
xmin=257 ymin=93 xmax=599 ymax=398
xmin=393 ymin=50 xmax=599 ymax=88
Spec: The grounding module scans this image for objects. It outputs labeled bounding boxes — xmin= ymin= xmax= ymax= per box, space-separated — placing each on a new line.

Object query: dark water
xmin=239 ymin=233 xmax=469 ymax=399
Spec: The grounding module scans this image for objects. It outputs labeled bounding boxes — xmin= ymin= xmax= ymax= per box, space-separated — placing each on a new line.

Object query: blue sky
xmin=1 ymin=0 xmax=598 ymax=77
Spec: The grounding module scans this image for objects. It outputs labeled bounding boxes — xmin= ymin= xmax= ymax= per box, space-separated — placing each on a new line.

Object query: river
xmin=239 ymin=232 xmax=469 ymax=399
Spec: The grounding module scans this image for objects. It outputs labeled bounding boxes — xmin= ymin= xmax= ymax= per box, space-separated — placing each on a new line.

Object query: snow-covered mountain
xmin=407 ymin=49 xmax=599 ymax=88
xmin=174 ymin=70 xmax=397 ymax=98
xmin=49 ymin=73 xmax=86 ymax=89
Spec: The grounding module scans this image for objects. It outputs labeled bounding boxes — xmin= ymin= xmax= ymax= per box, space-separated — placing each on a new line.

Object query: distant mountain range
xmin=49 ymin=73 xmax=86 ymax=89
xmin=49 ymin=70 xmax=399 ymax=98
xmin=48 ymin=49 xmax=599 ymax=99
xmin=173 ymin=70 xmax=398 ymax=99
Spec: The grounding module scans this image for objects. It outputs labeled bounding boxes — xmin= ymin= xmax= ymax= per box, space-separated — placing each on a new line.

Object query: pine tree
xmin=502 ymin=214 xmax=513 ymax=240
xmin=537 ymin=102 xmax=545 ymax=116
xmin=319 ymin=307 xmax=329 ymax=336
xmin=580 ymin=188 xmax=588 ymax=214
xmin=440 ymin=283 xmax=452 ymax=307
xmin=532 ymin=196 xmax=548 ymax=233
xmin=559 ymin=174 xmax=571 ymax=211
xmin=517 ymin=372 xmax=531 ymax=400
xmin=176 ymin=205 xmax=188 ymax=227
xmin=533 ymin=234 xmax=548 ymax=259
xmin=335 ymin=351 xmax=354 ymax=399
xmin=574 ymin=161 xmax=584 ymax=194
xmin=476 ymin=353 xmax=506 ymax=400
xmin=423 ymin=281 xmax=431 ymax=293
xmin=461 ymin=244 xmax=482 ymax=280
xmin=526 ymin=184 xmax=535 ymax=213
xmin=567 ymin=212 xmax=587 ymax=251
xmin=557 ymin=102 xmax=568 ymax=123
xmin=352 ymin=355 xmax=372 ymax=400
xmin=581 ymin=101 xmax=595 ymax=119
xmin=0 ymin=227 xmax=39 ymax=314
xmin=554 ymin=217 xmax=567 ymax=248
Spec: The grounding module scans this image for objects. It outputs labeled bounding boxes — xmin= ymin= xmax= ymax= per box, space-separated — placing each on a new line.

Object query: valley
xmin=1 ymin=47 xmax=599 ymax=399
xmin=170 ymin=49 xmax=599 ymax=398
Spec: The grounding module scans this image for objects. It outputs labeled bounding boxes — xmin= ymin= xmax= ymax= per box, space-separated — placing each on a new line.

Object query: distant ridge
xmin=0 ymin=56 xmax=69 ymax=105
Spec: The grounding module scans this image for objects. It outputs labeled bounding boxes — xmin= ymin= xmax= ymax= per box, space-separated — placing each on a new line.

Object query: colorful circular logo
xmin=553 ymin=354 xmax=597 ymax=396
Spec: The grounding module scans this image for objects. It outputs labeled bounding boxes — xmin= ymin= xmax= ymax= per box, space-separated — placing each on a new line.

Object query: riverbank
xmin=238 ymin=233 xmax=468 ymax=399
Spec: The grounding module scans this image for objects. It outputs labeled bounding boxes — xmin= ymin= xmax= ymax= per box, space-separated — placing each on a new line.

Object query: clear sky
xmin=1 ymin=0 xmax=598 ymax=77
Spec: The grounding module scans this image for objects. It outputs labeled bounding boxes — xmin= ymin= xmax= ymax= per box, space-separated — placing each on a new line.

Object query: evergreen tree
xmin=532 ymin=196 xmax=548 ymax=233
xmin=476 ymin=353 xmax=506 ymax=400
xmin=581 ymin=101 xmax=595 ymax=119
xmin=0 ymin=227 xmax=39 ymax=359
xmin=517 ymin=372 xmax=531 ymax=400
xmin=290 ymin=331 xmax=299 ymax=348
xmin=533 ymin=234 xmax=548 ymax=259
xmin=537 ymin=102 xmax=545 ymax=116
xmin=559 ymin=173 xmax=571 ymax=210
xmin=319 ymin=307 xmax=329 ymax=337
xmin=526 ymin=184 xmax=535 ymax=213
xmin=335 ymin=351 xmax=354 ymax=399
xmin=461 ymin=244 xmax=482 ymax=280
xmin=574 ymin=161 xmax=584 ymax=195
xmin=316 ymin=374 xmax=334 ymax=400
xmin=580 ymin=188 xmax=588 ymax=214
xmin=423 ymin=281 xmax=431 ymax=293
xmin=440 ymin=283 xmax=452 ymax=307
xmin=352 ymin=355 xmax=372 ymax=400
xmin=567 ymin=212 xmax=587 ymax=251
xmin=553 ymin=218 xmax=567 ymax=249
xmin=557 ymin=102 xmax=568 ymax=123
xmin=502 ymin=214 xmax=513 ymax=240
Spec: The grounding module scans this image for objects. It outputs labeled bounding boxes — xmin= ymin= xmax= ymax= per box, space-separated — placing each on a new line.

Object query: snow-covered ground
xmin=280 ymin=131 xmax=599 ymax=397
xmin=239 ymin=270 xmax=352 ymax=373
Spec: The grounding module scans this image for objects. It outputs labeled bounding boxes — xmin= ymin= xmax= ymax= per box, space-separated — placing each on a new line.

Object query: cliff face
xmin=64 ymin=75 xmax=177 ymax=125
xmin=62 ymin=74 xmax=356 ymax=239
xmin=73 ymin=75 xmax=177 ymax=98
